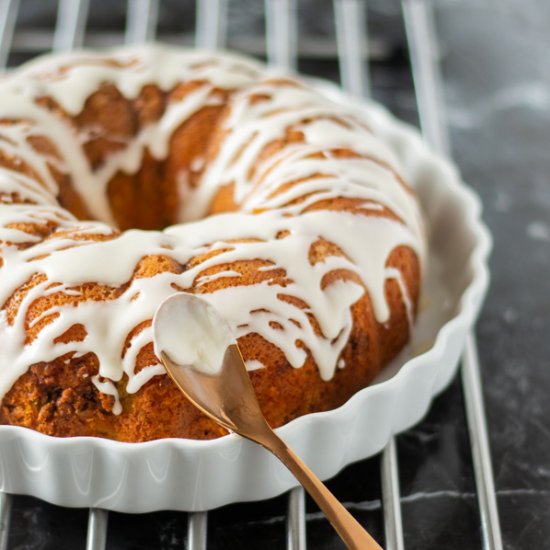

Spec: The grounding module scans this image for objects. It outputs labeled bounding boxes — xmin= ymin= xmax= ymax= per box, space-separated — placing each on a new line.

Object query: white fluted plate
xmin=0 ymin=77 xmax=491 ymax=512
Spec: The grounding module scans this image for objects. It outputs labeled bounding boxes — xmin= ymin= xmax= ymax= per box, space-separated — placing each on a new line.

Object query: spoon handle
xmin=263 ymin=429 xmax=383 ymax=550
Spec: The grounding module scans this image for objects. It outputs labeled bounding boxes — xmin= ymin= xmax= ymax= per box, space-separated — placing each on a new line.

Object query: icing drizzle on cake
xmin=0 ymin=45 xmax=426 ymax=412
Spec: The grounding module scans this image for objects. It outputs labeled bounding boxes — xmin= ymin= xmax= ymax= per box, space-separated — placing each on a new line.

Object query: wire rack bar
xmin=381 ymin=435 xmax=404 ymax=548
xmin=190 ymin=2 xmax=229 ymax=546
xmin=402 ymin=1 xmax=503 ymax=549
xmin=86 ymin=508 xmax=109 ymax=550
xmin=267 ymin=3 xmax=308 ymax=545
xmin=10 ymin=30 xmax=390 ymax=59
xmin=286 ymin=486 xmax=307 ymax=550
xmin=401 ymin=0 xmax=449 ymax=155
xmin=462 ymin=336 xmax=503 ymax=550
xmin=54 ymin=2 xmax=112 ymax=547
xmin=53 ymin=0 xmax=90 ymax=52
xmin=187 ymin=5 xmax=227 ymax=550
xmin=0 ymin=493 xmax=11 ymax=550
xmin=0 ymin=0 xmax=18 ymax=68
xmin=381 ymin=439 xmax=405 ymax=550
xmin=125 ymin=0 xmax=159 ymax=45
xmin=265 ymin=0 xmax=297 ymax=70
xmin=187 ymin=511 xmax=208 ymax=550
xmin=195 ymin=0 xmax=227 ymax=50
xmin=189 ymin=3 xmax=227 ymax=544
xmin=335 ymin=3 xmax=402 ymax=547
xmin=334 ymin=0 xmax=369 ymax=98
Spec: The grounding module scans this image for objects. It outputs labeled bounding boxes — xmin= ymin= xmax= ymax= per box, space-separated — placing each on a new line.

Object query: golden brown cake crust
xmin=0 ymin=245 xmax=419 ymax=442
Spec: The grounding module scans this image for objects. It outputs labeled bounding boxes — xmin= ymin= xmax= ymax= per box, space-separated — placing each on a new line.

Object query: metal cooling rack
xmin=0 ymin=1 xmax=503 ymax=549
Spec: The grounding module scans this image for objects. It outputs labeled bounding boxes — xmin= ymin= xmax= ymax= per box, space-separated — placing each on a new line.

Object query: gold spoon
xmin=153 ymin=293 xmax=383 ymax=550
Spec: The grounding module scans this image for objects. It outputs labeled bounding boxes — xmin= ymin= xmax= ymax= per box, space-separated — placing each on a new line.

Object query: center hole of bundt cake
xmin=57 ymin=83 xmax=234 ymax=231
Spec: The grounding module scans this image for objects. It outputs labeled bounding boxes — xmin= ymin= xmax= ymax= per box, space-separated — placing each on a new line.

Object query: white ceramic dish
xmin=0 ymin=78 xmax=491 ymax=513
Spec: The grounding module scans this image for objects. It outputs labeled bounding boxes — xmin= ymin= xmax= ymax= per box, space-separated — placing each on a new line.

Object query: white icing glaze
xmin=153 ymin=293 xmax=236 ymax=376
xmin=386 ymin=266 xmax=415 ymax=332
xmin=245 ymin=359 xmax=265 ymax=372
xmin=0 ymin=45 xmax=426 ymax=413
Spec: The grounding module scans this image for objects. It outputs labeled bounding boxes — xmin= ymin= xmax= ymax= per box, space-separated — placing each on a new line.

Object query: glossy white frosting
xmin=0 ymin=45 xmax=426 ymax=412
xmin=153 ymin=293 xmax=236 ymax=376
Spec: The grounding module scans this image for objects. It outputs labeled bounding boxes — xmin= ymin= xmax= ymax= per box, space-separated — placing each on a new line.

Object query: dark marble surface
xmin=4 ymin=1 xmax=549 ymax=549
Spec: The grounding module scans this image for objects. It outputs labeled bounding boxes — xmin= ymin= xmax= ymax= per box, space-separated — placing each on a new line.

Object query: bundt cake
xmin=0 ymin=45 xmax=425 ymax=442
